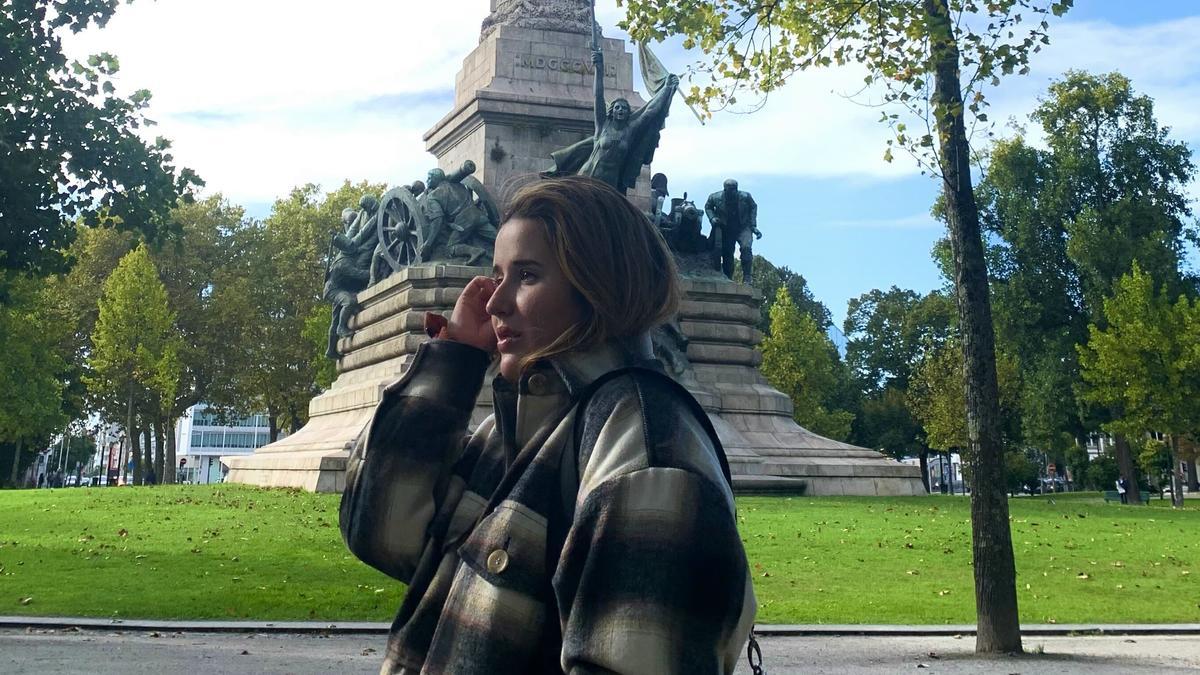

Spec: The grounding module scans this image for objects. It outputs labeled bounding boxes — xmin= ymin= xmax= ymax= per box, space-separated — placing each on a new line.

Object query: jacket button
xmin=527 ymin=373 xmax=549 ymax=395
xmin=486 ymin=549 xmax=509 ymax=574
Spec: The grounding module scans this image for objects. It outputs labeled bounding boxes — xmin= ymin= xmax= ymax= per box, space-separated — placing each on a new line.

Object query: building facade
xmin=175 ymin=405 xmax=276 ymax=484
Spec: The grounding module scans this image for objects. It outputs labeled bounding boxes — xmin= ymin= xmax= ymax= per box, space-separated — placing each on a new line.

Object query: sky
xmin=63 ymin=1 xmax=1200 ymax=329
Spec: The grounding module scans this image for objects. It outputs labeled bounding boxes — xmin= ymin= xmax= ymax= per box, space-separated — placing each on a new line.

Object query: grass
xmin=0 ymin=485 xmax=1196 ymax=624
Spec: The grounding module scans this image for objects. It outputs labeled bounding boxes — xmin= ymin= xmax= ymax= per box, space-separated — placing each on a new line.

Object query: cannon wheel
xmin=461 ymin=176 xmax=501 ymax=231
xmin=376 ymin=186 xmax=427 ymax=270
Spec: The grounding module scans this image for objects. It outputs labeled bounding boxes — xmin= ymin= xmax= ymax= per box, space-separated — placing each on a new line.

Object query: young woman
xmin=340 ymin=176 xmax=756 ymax=674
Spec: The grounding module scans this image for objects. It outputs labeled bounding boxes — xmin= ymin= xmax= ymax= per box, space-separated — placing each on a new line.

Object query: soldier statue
xmin=418 ymin=161 xmax=496 ymax=265
xmin=324 ymin=195 xmax=380 ymax=358
xmin=705 ymin=179 xmax=761 ymax=283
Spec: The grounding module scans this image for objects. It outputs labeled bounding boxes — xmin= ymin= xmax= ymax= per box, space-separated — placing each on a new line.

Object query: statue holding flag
xmin=546 ymin=41 xmax=680 ymax=194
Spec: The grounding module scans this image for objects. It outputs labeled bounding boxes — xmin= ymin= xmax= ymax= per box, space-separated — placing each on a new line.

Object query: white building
xmin=175 ymin=404 xmax=278 ymax=484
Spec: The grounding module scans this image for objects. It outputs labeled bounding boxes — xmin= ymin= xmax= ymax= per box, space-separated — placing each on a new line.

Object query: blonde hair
xmin=501 ymin=176 xmax=680 ymax=370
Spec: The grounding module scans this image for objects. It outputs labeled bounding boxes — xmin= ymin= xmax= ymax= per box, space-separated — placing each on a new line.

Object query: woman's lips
xmin=495 ymin=327 xmax=521 ymax=352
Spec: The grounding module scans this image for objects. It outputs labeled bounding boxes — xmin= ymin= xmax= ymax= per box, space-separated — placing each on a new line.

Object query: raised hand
xmin=447 ymin=276 xmax=498 ymax=352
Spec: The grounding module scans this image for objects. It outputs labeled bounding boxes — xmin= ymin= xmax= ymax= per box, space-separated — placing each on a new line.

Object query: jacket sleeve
xmin=553 ymin=378 xmax=756 ymax=674
xmin=339 ymin=339 xmax=490 ymax=582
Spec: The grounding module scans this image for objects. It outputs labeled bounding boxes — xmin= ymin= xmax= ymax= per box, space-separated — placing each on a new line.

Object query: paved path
xmin=4 ymin=628 xmax=1199 ymax=674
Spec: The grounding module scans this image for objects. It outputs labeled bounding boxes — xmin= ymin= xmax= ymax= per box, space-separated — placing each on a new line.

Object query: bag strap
xmin=569 ymin=366 xmax=733 ymax=491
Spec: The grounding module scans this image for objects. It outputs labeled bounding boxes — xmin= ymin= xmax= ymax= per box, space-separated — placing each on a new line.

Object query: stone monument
xmin=224 ymin=1 xmax=924 ymax=496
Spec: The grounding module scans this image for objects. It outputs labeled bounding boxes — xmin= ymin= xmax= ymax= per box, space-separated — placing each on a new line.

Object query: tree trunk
xmin=142 ymin=425 xmax=153 ymax=484
xmin=124 ymin=386 xmax=135 ymax=485
xmin=1169 ymin=435 xmax=1185 ymax=508
xmin=153 ymin=416 xmax=166 ymax=484
xmin=919 ymin=448 xmax=931 ymax=493
xmin=268 ymin=405 xmax=280 ymax=443
xmin=1114 ymin=434 xmax=1141 ymax=504
xmin=131 ymin=424 xmax=143 ymax=486
xmin=925 ymin=0 xmax=1021 ymax=653
xmin=165 ymin=418 xmax=178 ymax=484
xmin=1187 ymin=458 xmax=1198 ymax=492
xmin=9 ymin=438 xmax=23 ymax=487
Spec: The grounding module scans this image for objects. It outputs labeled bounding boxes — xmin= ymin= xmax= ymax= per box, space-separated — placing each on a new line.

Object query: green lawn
xmin=1 ymin=485 xmax=1196 ymax=624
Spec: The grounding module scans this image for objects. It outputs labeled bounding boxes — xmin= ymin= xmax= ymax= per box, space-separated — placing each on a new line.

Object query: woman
xmin=340 ymin=176 xmax=756 ymax=674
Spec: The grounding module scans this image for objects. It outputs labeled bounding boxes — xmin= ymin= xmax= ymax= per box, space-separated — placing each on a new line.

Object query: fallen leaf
xmin=19 ymin=597 xmax=32 ymax=605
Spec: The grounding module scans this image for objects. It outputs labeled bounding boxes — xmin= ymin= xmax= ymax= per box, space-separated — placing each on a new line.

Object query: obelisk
xmin=424 ymin=0 xmax=653 ymax=209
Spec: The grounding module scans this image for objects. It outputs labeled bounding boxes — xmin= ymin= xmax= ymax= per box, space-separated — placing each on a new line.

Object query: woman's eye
xmin=520 ymin=270 xmax=537 ymax=282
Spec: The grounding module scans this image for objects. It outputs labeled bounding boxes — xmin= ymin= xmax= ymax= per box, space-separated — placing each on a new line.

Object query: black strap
xmin=569 ymin=366 xmax=733 ymax=491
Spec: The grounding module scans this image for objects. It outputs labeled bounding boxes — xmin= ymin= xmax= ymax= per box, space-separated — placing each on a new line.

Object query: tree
xmin=743 ymin=255 xmax=832 ymax=334
xmin=1 ymin=1 xmax=200 ymax=287
xmin=621 ymin=0 xmax=1075 ymax=649
xmin=843 ymin=288 xmax=954 ymax=487
xmin=229 ymin=181 xmax=383 ymax=439
xmin=0 ymin=274 xmax=68 ymax=485
xmin=760 ymin=288 xmax=854 ymax=440
xmin=150 ymin=196 xmax=253 ymax=482
xmin=977 ymin=72 xmax=1197 ymax=498
xmin=86 ymin=244 xmax=182 ymax=484
xmin=1077 ymin=263 xmax=1200 ymax=507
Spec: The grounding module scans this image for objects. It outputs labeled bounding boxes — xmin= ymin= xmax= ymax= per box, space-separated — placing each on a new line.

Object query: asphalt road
xmin=3 ymin=628 xmax=1199 ymax=674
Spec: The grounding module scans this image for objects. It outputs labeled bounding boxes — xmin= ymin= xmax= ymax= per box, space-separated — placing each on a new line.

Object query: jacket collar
xmin=490 ymin=333 xmax=657 ymax=459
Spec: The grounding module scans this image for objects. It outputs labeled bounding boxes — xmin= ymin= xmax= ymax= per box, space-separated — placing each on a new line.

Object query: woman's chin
xmin=498 ymin=354 xmax=522 ymax=382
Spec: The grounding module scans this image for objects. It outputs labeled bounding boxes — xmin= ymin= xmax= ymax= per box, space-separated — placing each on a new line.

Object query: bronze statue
xmin=324 ymin=195 xmax=380 ymax=358
xmin=373 ymin=161 xmax=501 ymax=280
xmin=546 ymin=48 xmax=678 ymax=193
xmin=418 ymin=162 xmax=497 ymax=265
xmin=705 ymin=179 xmax=761 ymax=283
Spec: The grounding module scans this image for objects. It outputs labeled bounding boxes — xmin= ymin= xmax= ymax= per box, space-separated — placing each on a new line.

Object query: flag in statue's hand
xmin=637 ymin=42 xmax=705 ymax=125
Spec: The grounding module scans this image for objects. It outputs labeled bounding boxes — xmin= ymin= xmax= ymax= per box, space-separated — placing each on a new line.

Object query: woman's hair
xmin=500 ymin=175 xmax=680 ymax=369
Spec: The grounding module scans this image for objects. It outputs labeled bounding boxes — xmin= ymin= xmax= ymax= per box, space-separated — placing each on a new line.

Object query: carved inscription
xmin=515 ymin=54 xmax=617 ymax=77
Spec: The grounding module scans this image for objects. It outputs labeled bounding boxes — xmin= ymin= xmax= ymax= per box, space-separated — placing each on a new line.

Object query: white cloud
xmin=57 ymin=2 xmax=1200 ymax=209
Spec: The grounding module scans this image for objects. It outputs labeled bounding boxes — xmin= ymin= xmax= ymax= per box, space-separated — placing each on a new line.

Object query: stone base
xmin=227 ymin=267 xmax=925 ymax=497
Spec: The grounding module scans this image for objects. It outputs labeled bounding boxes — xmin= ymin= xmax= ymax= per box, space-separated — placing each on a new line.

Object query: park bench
xmin=1102 ymin=490 xmax=1151 ymax=504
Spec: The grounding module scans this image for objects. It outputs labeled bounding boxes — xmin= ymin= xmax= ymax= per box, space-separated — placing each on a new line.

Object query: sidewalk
xmin=3 ymin=615 xmax=1200 ymax=636
xmin=3 ymin=627 xmax=1198 ymax=674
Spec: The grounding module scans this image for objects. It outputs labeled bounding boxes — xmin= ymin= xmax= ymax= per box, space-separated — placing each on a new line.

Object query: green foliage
xmin=151 ymin=196 xmax=254 ymax=418
xmin=303 ymin=304 xmax=337 ymax=391
xmin=741 ymin=255 xmax=832 ymax=333
xmin=908 ymin=338 xmax=1020 ymax=452
xmin=228 ymin=181 xmax=383 ymax=433
xmin=1078 ymin=263 xmax=1200 ymax=442
xmin=1082 ymin=453 xmax=1119 ymax=491
xmin=760 ymin=288 xmax=854 ymax=440
xmin=842 ymin=288 xmax=953 ymax=459
xmin=1005 ymin=451 xmax=1040 ymax=494
xmin=0 ymin=274 xmax=69 ymax=481
xmin=86 ymin=244 xmax=183 ymax=427
xmin=844 ymin=287 xmax=954 ymax=392
xmin=0 ymin=1 xmax=201 ymax=282
xmin=620 ymin=0 xmax=1072 ymax=168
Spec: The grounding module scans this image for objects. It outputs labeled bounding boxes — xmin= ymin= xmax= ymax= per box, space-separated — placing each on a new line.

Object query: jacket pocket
xmin=456 ymin=498 xmax=549 ymax=599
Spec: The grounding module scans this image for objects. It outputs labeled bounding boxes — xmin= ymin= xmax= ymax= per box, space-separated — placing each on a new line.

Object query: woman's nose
xmin=485 ymin=281 xmax=512 ymax=316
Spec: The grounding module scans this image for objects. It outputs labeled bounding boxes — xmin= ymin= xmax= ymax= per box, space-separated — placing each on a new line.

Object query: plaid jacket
xmin=340 ymin=335 xmax=756 ymax=674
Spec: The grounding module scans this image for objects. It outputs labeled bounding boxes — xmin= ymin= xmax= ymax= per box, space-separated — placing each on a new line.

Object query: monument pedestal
xmin=224 ymin=264 xmax=478 ymax=491
xmin=227 ymin=268 xmax=924 ymax=496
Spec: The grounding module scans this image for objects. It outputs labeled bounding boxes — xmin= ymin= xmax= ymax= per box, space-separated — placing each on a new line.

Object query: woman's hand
xmin=447 ymin=276 xmax=497 ymax=352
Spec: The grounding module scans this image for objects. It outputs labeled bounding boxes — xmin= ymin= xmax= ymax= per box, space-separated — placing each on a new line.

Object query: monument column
xmin=424 ymin=0 xmax=653 ymax=208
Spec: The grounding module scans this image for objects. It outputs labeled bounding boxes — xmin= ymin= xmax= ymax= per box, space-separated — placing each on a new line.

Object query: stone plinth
xmin=227 ymin=268 xmax=925 ymax=496
xmin=223 ymin=264 xmax=483 ymax=491
xmin=676 ymin=278 xmax=926 ymax=496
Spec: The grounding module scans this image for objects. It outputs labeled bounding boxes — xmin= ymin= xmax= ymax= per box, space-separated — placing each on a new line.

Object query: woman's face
xmin=610 ymin=99 xmax=631 ymax=121
xmin=486 ymin=218 xmax=586 ymax=382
